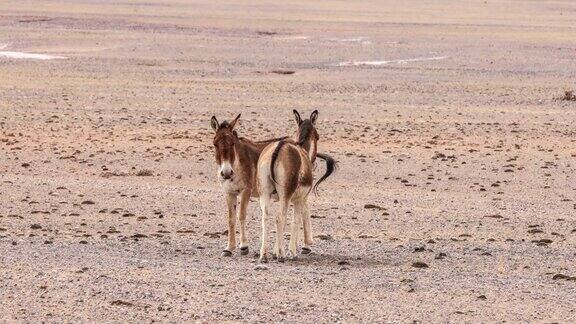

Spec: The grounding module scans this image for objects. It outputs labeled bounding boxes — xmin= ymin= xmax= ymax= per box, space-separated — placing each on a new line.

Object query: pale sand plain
xmin=1 ymin=0 xmax=575 ymax=322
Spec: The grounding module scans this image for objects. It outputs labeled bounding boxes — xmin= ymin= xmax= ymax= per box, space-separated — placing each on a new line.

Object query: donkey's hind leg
xmin=274 ymin=199 xmax=289 ymax=262
xmin=301 ymin=199 xmax=314 ymax=254
xmin=258 ymin=194 xmax=271 ymax=263
xmin=289 ymin=199 xmax=303 ymax=259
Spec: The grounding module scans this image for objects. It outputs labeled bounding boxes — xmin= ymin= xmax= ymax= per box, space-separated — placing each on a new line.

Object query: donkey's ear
xmin=210 ymin=116 xmax=219 ymax=131
xmin=310 ymin=110 xmax=319 ymax=125
xmin=293 ymin=109 xmax=302 ymax=125
xmin=229 ymin=113 xmax=241 ymax=130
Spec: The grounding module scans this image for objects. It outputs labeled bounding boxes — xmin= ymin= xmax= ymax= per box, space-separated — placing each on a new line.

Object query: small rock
xmin=364 ymin=204 xmax=385 ymax=210
xmin=110 ymin=300 xmax=133 ymax=307
xmin=435 ymin=253 xmax=447 ymax=260
xmin=552 ymin=274 xmax=576 ymax=281
xmin=412 ymin=261 xmax=429 ymax=268
xmin=271 ymin=70 xmax=295 ymax=75
xmin=316 ymin=234 xmax=333 ymax=241
xmin=136 ymin=169 xmax=154 ymax=176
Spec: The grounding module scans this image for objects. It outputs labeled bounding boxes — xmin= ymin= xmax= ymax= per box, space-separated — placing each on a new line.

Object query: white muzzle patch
xmin=219 ymin=161 xmax=234 ymax=181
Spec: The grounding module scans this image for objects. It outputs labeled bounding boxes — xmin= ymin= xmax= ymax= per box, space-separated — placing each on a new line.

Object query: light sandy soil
xmin=1 ymin=0 xmax=576 ymax=322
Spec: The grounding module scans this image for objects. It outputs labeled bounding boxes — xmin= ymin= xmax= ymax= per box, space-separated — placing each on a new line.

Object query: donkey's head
xmin=210 ymin=114 xmax=241 ymax=181
xmin=293 ymin=109 xmax=319 ymax=164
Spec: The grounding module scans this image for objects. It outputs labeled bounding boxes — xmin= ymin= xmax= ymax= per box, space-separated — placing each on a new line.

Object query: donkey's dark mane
xmin=218 ymin=121 xmax=231 ymax=129
xmin=253 ymin=136 xmax=288 ymax=144
xmin=218 ymin=117 xmax=285 ymax=145
xmin=297 ymin=121 xmax=314 ymax=146
xmin=238 ymin=136 xmax=287 ymax=152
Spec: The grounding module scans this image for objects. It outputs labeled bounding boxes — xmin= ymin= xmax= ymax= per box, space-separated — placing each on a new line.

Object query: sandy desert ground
xmin=1 ymin=0 xmax=576 ymax=322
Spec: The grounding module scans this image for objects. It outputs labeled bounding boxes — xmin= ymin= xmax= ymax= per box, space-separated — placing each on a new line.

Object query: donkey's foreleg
xmin=222 ymin=194 xmax=237 ymax=257
xmin=273 ymin=199 xmax=289 ymax=262
xmin=237 ymin=188 xmax=251 ymax=255
xmin=258 ymin=195 xmax=271 ymax=263
xmin=301 ymin=199 xmax=313 ymax=254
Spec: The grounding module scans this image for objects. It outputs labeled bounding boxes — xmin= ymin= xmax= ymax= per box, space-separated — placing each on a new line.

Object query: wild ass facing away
xmin=257 ymin=110 xmax=336 ymax=263
xmin=210 ymin=114 xmax=285 ymax=257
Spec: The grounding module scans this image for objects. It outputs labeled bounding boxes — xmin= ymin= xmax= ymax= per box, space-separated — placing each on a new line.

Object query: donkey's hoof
xmin=301 ymin=247 xmax=312 ymax=255
xmin=288 ymin=253 xmax=299 ymax=261
xmin=221 ymin=250 xmax=233 ymax=257
xmin=277 ymin=256 xmax=285 ymax=263
xmin=240 ymin=246 xmax=249 ymax=255
xmin=287 ymin=250 xmax=298 ymax=260
xmin=259 ymin=255 xmax=268 ymax=263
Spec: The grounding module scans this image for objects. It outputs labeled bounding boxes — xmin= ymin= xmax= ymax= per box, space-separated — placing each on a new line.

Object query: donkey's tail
xmin=313 ymin=153 xmax=337 ymax=195
xmin=270 ymin=139 xmax=287 ymax=185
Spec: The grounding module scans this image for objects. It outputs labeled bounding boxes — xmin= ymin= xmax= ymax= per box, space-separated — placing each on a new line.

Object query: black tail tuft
xmin=270 ymin=140 xmax=286 ymax=184
xmin=313 ymin=153 xmax=337 ymax=195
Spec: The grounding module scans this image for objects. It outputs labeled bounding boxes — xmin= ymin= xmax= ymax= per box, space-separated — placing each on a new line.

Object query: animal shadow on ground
xmin=254 ymin=250 xmax=388 ymax=269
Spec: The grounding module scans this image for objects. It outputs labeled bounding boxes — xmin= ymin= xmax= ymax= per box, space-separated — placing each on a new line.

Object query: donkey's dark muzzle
xmin=220 ymin=170 xmax=234 ymax=180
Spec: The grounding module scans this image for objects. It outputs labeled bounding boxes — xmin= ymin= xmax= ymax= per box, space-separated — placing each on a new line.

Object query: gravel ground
xmin=1 ymin=0 xmax=575 ymax=322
